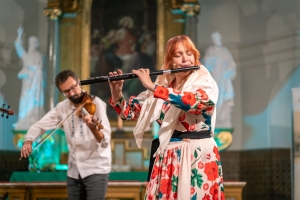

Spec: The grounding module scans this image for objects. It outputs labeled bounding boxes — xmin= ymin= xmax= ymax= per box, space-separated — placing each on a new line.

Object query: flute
xmin=80 ymin=65 xmax=200 ymax=85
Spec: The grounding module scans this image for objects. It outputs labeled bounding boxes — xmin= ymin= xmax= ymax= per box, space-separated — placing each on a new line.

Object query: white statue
xmin=203 ymin=31 xmax=236 ymax=128
xmin=14 ymin=26 xmax=45 ymax=130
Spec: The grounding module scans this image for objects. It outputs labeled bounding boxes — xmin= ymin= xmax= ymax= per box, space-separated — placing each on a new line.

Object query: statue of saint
xmin=14 ymin=26 xmax=45 ymax=130
xmin=203 ymin=31 xmax=236 ymax=128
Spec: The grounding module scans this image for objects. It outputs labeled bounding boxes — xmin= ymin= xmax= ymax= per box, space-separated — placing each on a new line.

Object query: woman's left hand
xmin=132 ymin=68 xmax=155 ymax=91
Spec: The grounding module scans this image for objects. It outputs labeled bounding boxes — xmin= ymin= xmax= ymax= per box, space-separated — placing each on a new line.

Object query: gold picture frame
xmin=58 ymin=0 xmax=185 ymax=128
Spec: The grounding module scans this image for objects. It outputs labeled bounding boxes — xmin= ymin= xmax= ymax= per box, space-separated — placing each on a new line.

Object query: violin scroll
xmin=1 ymin=104 xmax=14 ymax=119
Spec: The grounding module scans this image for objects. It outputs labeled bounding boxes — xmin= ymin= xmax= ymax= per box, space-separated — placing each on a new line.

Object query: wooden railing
xmin=0 ymin=181 xmax=246 ymax=200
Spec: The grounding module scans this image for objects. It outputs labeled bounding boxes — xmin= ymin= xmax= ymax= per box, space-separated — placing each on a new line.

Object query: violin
xmin=1 ymin=104 xmax=14 ymax=118
xmin=77 ymin=92 xmax=104 ymax=130
xmin=19 ymin=92 xmax=104 ymax=160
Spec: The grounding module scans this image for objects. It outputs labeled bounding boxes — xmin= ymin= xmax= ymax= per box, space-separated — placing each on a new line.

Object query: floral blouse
xmin=110 ymin=83 xmax=216 ymax=132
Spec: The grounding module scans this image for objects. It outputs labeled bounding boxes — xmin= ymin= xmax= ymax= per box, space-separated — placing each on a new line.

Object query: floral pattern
xmin=145 ymin=140 xmax=224 ymax=200
xmin=110 ymin=84 xmax=216 ymax=132
xmin=110 ymin=82 xmax=224 ymax=200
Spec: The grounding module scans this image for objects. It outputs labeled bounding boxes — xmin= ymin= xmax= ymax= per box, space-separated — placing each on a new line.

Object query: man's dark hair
xmin=55 ymin=69 xmax=79 ymax=89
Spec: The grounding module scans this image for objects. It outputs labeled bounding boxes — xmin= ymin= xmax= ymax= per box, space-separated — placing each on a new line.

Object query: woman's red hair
xmin=163 ymin=35 xmax=200 ymax=70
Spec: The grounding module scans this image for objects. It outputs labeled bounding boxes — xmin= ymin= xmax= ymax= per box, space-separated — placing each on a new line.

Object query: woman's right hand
xmin=108 ymin=69 xmax=124 ymax=102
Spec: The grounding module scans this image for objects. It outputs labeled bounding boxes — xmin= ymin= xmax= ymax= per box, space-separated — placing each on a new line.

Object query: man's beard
xmin=69 ymin=92 xmax=84 ymax=104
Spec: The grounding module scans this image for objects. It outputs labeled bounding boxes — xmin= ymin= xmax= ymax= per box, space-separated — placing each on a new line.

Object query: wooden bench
xmin=0 ymin=181 xmax=246 ymax=200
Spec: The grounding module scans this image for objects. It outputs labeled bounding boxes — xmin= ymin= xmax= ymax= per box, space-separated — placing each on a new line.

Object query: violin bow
xmin=19 ymin=102 xmax=87 ymax=160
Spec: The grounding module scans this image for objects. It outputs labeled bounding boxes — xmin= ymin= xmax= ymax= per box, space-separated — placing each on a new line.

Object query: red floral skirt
xmin=145 ymin=138 xmax=225 ymax=200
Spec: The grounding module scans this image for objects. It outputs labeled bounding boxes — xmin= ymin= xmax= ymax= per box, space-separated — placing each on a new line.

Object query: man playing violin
xmin=21 ymin=69 xmax=112 ymax=200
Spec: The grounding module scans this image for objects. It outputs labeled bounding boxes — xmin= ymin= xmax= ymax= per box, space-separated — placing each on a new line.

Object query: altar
xmin=0 ymin=171 xmax=246 ymax=200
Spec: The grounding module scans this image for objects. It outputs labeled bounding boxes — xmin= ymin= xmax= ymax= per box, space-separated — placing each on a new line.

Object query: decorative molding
xmin=43 ymin=8 xmax=62 ymax=20
xmin=180 ymin=3 xmax=200 ymax=16
xmin=157 ymin=0 xmax=166 ymax=69
xmin=80 ymin=0 xmax=91 ymax=93
xmin=168 ymin=0 xmax=200 ymax=16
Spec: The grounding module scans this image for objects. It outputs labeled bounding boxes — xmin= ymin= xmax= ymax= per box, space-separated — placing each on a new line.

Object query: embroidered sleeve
xmin=109 ymin=96 xmax=142 ymax=120
xmin=153 ymin=85 xmax=215 ymax=115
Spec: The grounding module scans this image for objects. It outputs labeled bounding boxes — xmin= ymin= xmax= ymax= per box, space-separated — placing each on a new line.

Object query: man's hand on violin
xmin=82 ymin=114 xmax=104 ymax=143
xmin=21 ymin=140 xmax=32 ymax=158
xmin=82 ymin=114 xmax=97 ymax=129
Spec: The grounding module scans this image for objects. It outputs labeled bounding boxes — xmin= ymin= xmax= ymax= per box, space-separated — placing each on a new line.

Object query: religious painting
xmin=90 ymin=0 xmax=157 ymax=120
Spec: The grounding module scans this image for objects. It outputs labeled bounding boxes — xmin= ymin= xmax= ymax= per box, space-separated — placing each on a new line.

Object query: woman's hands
xmin=108 ymin=69 xmax=124 ymax=103
xmin=132 ymin=68 xmax=155 ymax=91
xmin=108 ymin=68 xmax=155 ymax=103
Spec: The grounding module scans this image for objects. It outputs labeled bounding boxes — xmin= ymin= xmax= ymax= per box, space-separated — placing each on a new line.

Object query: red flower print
xmin=201 ymin=93 xmax=208 ymax=101
xmin=197 ymin=89 xmax=208 ymax=100
xmin=113 ymin=106 xmax=122 ymax=114
xmin=147 ymin=194 xmax=155 ymax=200
xmin=198 ymin=162 xmax=204 ymax=169
xmin=146 ymin=182 xmax=152 ymax=189
xmin=172 ymin=88 xmax=181 ymax=94
xmin=109 ymin=97 xmax=115 ymax=105
xmin=204 ymin=162 xmax=219 ymax=181
xmin=221 ymin=191 xmax=225 ymax=200
xmin=189 ymin=124 xmax=196 ymax=131
xmin=154 ymin=86 xmax=169 ymax=100
xmin=181 ymin=122 xmax=190 ymax=130
xmin=167 ymin=163 xmax=175 ymax=178
xmin=151 ymin=165 xmax=159 ymax=179
xmin=163 ymin=157 xmax=168 ymax=164
xmin=179 ymin=113 xmax=186 ymax=121
xmin=159 ymin=178 xmax=172 ymax=194
xmin=167 ymin=150 xmax=174 ymax=158
xmin=124 ymin=105 xmax=130 ymax=116
xmin=203 ymin=183 xmax=209 ymax=190
xmin=202 ymin=193 xmax=211 ymax=200
xmin=190 ymin=110 xmax=201 ymax=115
xmin=197 ymin=103 xmax=206 ymax=110
xmin=191 ymin=187 xmax=195 ymax=194
xmin=173 ymin=192 xmax=178 ymax=199
xmin=198 ymin=89 xmax=206 ymax=94
xmin=206 ymin=106 xmax=213 ymax=111
xmin=210 ymin=183 xmax=219 ymax=200
xmin=213 ymin=146 xmax=220 ymax=161
xmin=182 ymin=92 xmax=196 ymax=105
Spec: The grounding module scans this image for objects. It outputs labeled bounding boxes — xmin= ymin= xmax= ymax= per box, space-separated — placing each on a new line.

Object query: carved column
xmin=181 ymin=2 xmax=200 ymax=45
xmin=45 ymin=0 xmax=91 ymax=101
xmin=168 ymin=0 xmax=200 ymax=46
xmin=44 ymin=2 xmax=62 ymax=111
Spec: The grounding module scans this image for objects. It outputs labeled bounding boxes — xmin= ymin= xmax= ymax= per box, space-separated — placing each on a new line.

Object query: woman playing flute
xmin=108 ymin=35 xmax=225 ymax=200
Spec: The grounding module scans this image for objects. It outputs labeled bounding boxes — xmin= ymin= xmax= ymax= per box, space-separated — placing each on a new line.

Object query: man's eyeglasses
xmin=62 ymin=81 xmax=79 ymax=97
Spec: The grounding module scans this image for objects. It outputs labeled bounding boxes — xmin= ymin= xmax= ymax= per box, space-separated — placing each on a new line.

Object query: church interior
xmin=0 ymin=0 xmax=300 ymax=199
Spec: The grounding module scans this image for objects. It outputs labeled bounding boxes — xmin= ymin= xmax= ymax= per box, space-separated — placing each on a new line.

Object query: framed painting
xmin=89 ymin=0 xmax=158 ymax=121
